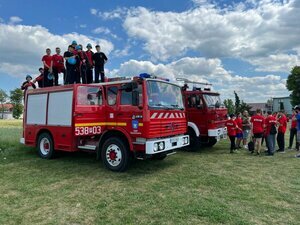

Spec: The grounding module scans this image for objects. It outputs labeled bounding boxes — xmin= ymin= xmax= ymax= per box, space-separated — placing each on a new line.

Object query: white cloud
xmin=122 ymin=1 xmax=300 ymax=66
xmin=110 ymin=57 xmax=289 ymax=102
xmin=0 ymin=24 xmax=114 ymax=78
xmin=113 ymin=45 xmax=131 ymax=58
xmin=249 ymin=54 xmax=300 ymax=72
xmin=92 ymin=26 xmax=118 ymax=39
xmin=8 ymin=16 xmax=22 ymax=25
xmin=90 ymin=8 xmax=98 ymax=15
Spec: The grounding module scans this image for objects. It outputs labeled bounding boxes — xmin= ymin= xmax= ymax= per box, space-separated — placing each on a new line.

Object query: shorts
xmin=254 ymin=133 xmax=263 ymax=138
xmin=236 ymin=133 xmax=243 ymax=138
xmin=243 ymin=130 xmax=250 ymax=139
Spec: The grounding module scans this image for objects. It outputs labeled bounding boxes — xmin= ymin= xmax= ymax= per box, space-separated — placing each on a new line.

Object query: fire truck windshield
xmin=203 ymin=94 xmax=223 ymax=108
xmin=147 ymin=80 xmax=184 ymax=110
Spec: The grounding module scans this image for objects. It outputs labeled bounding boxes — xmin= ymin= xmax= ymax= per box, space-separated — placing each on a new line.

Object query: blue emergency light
xmin=139 ymin=73 xmax=151 ymax=78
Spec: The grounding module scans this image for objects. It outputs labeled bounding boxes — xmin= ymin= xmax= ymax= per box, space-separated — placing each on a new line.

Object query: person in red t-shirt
xmin=250 ymin=109 xmax=265 ymax=155
xmin=85 ymin=43 xmax=94 ymax=84
xmin=226 ymin=114 xmax=242 ymax=153
xmin=51 ymin=47 xmax=65 ymax=86
xmin=265 ymin=111 xmax=277 ymax=156
xmin=235 ymin=112 xmax=243 ymax=149
xmin=289 ymin=109 xmax=298 ymax=150
xmin=42 ymin=48 xmax=53 ymax=87
xmin=276 ymin=111 xmax=287 ymax=153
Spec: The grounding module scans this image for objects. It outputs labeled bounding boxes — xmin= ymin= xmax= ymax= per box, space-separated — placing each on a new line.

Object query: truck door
xmin=117 ymin=82 xmax=143 ymax=137
xmin=187 ymin=94 xmax=206 ymax=135
xmin=74 ymin=85 xmax=105 ymax=138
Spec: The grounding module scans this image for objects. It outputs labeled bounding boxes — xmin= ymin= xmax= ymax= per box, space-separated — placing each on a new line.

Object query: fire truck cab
xmin=21 ymin=74 xmax=189 ymax=171
xmin=177 ymin=78 xmax=227 ymax=148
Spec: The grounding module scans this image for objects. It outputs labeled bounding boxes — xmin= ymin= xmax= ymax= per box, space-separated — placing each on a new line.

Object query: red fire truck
xmin=20 ymin=74 xmax=189 ymax=171
xmin=177 ymin=78 xmax=227 ymax=148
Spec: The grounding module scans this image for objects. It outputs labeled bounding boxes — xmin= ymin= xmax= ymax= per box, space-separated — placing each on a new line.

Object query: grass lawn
xmin=0 ymin=119 xmax=299 ymax=225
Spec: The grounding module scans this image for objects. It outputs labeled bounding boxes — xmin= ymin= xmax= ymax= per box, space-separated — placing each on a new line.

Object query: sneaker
xmin=278 ymin=151 xmax=286 ymax=154
xmin=265 ymin=153 xmax=274 ymax=156
xmin=295 ymin=154 xmax=300 ymax=158
xmin=243 ymin=145 xmax=248 ymax=149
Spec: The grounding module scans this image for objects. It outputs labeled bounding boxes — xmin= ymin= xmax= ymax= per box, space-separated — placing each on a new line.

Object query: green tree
xmin=10 ymin=88 xmax=24 ymax=119
xmin=224 ymin=99 xmax=235 ymax=115
xmin=239 ymin=101 xmax=252 ymax=113
xmin=286 ymin=66 xmax=300 ymax=106
xmin=234 ymin=91 xmax=240 ymax=113
xmin=0 ymin=89 xmax=8 ymax=119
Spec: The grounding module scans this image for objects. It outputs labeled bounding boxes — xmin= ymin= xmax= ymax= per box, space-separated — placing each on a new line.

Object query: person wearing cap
xmin=250 ymin=109 xmax=265 ymax=155
xmin=21 ymin=75 xmax=36 ymax=99
xmin=64 ymin=45 xmax=77 ymax=84
xmin=42 ymin=48 xmax=53 ymax=87
xmin=92 ymin=45 xmax=108 ymax=83
xmin=51 ymin=47 xmax=65 ymax=85
xmin=85 ymin=43 xmax=94 ymax=84
xmin=76 ymin=45 xmax=90 ymax=84
xmin=33 ymin=68 xmax=44 ymax=88
xmin=225 ymin=114 xmax=241 ymax=153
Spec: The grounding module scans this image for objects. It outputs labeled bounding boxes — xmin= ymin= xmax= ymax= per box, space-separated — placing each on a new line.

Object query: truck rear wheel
xmin=202 ymin=137 xmax=217 ymax=147
xmin=101 ymin=137 xmax=130 ymax=172
xmin=37 ymin=132 xmax=55 ymax=159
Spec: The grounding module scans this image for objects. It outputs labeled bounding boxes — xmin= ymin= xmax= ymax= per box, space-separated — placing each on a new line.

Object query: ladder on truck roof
xmin=176 ymin=77 xmax=212 ymax=86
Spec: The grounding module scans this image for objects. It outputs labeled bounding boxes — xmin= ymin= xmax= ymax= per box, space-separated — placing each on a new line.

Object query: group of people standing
xmin=225 ymin=107 xmax=300 ymax=156
xmin=21 ymin=40 xmax=108 ymax=93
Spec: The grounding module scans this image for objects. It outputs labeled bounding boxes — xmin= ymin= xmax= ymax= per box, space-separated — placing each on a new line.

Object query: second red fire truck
xmin=177 ymin=78 xmax=228 ymax=149
xmin=20 ymin=74 xmax=189 ymax=172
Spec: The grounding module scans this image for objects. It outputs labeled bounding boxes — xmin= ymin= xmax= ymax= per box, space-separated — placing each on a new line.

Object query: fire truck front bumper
xmin=145 ymin=135 xmax=190 ymax=155
xmin=208 ymin=127 xmax=227 ymax=141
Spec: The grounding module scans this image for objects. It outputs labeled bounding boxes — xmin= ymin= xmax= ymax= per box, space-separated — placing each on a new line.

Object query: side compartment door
xmin=187 ymin=94 xmax=205 ymax=136
xmin=74 ymin=86 xmax=105 ymax=138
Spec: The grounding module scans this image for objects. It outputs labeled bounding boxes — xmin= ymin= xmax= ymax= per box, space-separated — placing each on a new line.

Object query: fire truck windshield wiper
xmin=152 ymin=103 xmax=172 ymax=110
xmin=170 ymin=104 xmax=184 ymax=110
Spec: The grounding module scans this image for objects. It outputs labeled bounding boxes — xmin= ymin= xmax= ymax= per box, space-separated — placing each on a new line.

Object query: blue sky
xmin=0 ymin=0 xmax=299 ymax=102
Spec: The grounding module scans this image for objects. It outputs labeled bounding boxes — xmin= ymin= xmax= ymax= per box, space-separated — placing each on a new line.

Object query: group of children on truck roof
xmin=21 ymin=40 xmax=108 ymax=94
xmin=225 ymin=108 xmax=300 ymax=158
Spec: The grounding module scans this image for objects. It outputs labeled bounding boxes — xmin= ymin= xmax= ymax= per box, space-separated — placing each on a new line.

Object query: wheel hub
xmin=106 ymin=144 xmax=122 ymax=167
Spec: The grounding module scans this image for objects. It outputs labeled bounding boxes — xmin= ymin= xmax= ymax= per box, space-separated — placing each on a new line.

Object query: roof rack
xmin=176 ymin=77 xmax=212 ymax=86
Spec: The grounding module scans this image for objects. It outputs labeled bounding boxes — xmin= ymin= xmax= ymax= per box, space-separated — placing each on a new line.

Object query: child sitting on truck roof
xmin=21 ymin=75 xmax=36 ymax=99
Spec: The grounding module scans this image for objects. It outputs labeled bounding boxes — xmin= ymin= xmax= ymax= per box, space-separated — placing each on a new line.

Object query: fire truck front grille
xmin=148 ymin=120 xmax=186 ymax=137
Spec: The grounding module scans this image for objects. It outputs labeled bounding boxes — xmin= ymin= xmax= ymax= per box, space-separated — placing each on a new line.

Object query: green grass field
xmin=0 ymin=120 xmax=299 ymax=225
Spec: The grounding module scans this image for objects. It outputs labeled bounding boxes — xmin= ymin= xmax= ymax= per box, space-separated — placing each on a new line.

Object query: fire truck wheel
xmin=37 ymin=132 xmax=55 ymax=159
xmin=203 ymin=137 xmax=217 ymax=147
xmin=101 ymin=137 xmax=130 ymax=172
xmin=187 ymin=128 xmax=200 ymax=151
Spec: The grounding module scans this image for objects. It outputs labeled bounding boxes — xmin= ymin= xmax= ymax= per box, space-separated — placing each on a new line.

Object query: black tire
xmin=186 ymin=128 xmax=200 ymax=151
xmin=101 ymin=137 xmax=130 ymax=172
xmin=152 ymin=153 xmax=167 ymax=160
xmin=37 ymin=132 xmax=55 ymax=159
xmin=202 ymin=137 xmax=217 ymax=147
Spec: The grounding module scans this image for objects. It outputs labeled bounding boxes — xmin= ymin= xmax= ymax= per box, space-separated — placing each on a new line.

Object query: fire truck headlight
xmin=183 ymin=137 xmax=188 ymax=145
xmin=159 ymin=142 xmax=165 ymax=150
xmin=153 ymin=143 xmax=159 ymax=152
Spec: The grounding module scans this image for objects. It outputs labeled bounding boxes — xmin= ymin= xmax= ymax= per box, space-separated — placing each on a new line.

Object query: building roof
xmin=0 ymin=103 xmax=13 ymax=110
xmin=247 ymin=103 xmax=269 ymax=111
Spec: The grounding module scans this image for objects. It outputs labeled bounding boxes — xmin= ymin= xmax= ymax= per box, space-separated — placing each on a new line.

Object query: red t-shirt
xmin=42 ymin=55 xmax=52 ymax=69
xmin=52 ymin=54 xmax=65 ymax=71
xmin=225 ymin=119 xmax=237 ymax=136
xmin=85 ymin=50 xmax=94 ymax=66
xmin=291 ymin=114 xmax=297 ymax=129
xmin=235 ymin=117 xmax=243 ymax=134
xmin=265 ymin=115 xmax=277 ymax=135
xmin=277 ymin=114 xmax=287 ymax=133
xmin=250 ymin=114 xmax=265 ymax=134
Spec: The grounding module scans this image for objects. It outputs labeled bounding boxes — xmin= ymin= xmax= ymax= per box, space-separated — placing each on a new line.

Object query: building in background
xmin=0 ymin=103 xmax=13 ymax=119
xmin=272 ymin=96 xmax=293 ymax=115
xmin=247 ymin=103 xmax=272 ymax=115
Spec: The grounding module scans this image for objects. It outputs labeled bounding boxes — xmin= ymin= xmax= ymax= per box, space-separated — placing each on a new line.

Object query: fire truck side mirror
xmin=132 ymin=90 xmax=139 ymax=106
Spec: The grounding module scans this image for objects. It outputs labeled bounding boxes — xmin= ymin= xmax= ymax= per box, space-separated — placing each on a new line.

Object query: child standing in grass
xmin=226 ymin=114 xmax=241 ymax=153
